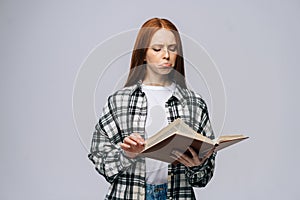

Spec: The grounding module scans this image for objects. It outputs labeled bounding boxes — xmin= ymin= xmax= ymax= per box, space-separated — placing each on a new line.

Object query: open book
xmin=140 ymin=118 xmax=248 ymax=164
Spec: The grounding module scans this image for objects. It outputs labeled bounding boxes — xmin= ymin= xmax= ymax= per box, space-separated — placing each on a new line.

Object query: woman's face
xmin=144 ymin=29 xmax=177 ymax=79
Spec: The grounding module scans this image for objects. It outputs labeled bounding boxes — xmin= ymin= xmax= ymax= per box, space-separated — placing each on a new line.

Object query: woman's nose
xmin=163 ymin=48 xmax=170 ymax=59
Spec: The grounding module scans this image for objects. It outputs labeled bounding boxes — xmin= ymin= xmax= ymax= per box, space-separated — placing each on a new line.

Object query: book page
xmin=142 ymin=134 xmax=215 ymax=164
xmin=145 ymin=126 xmax=178 ymax=148
xmin=140 ymin=119 xmax=249 ymax=163
xmin=215 ymin=135 xmax=249 ymax=151
xmin=144 ymin=118 xmax=215 ymax=150
xmin=217 ymin=135 xmax=248 ymax=143
xmin=145 ymin=119 xmax=182 ymax=148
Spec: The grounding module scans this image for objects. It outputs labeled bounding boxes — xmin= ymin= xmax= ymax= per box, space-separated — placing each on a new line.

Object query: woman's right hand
xmin=120 ymin=133 xmax=145 ymax=158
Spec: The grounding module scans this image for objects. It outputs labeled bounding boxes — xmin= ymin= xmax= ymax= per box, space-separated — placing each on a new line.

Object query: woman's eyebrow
xmin=150 ymin=43 xmax=177 ymax=47
xmin=150 ymin=44 xmax=163 ymax=47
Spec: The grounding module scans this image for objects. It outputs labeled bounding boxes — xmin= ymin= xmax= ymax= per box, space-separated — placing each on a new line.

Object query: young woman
xmin=89 ymin=18 xmax=216 ymax=200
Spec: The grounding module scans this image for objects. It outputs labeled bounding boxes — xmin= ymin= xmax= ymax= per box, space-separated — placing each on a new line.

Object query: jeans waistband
xmin=146 ymin=183 xmax=167 ymax=200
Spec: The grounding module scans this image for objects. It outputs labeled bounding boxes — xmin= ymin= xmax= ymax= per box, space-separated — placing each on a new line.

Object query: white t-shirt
xmin=141 ymin=83 xmax=176 ymax=184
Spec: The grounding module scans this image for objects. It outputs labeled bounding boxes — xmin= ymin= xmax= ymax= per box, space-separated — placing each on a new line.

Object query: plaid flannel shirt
xmin=88 ymin=81 xmax=216 ymax=200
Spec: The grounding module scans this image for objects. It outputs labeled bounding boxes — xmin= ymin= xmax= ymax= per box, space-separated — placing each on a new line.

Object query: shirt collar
xmin=129 ymin=80 xmax=187 ymax=107
xmin=172 ymin=83 xmax=187 ymax=107
xmin=128 ymin=80 xmax=143 ymax=95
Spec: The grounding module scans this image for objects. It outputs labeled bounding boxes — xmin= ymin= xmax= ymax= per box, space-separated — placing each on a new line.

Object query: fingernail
xmin=170 ymin=156 xmax=177 ymax=160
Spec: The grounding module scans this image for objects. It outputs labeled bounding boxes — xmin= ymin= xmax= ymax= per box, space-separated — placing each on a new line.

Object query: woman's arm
xmin=185 ymin=99 xmax=217 ymax=187
xmin=88 ymin=96 xmax=138 ymax=183
xmin=171 ymin=143 xmax=216 ymax=187
xmin=185 ymin=152 xmax=216 ymax=187
xmin=186 ymin=104 xmax=216 ymax=187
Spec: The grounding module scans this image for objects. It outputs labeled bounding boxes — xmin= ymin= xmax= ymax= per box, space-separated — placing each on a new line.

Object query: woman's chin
xmin=158 ymin=68 xmax=173 ymax=75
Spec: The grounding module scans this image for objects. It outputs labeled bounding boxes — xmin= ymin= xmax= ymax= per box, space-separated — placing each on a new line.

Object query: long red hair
xmin=124 ymin=18 xmax=186 ymax=88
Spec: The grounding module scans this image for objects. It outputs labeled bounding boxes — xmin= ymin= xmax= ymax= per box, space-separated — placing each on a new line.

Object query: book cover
xmin=140 ymin=118 xmax=248 ymax=164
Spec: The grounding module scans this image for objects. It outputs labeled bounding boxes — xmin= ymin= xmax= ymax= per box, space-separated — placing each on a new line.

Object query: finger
xmin=188 ymin=147 xmax=206 ymax=164
xmin=187 ymin=147 xmax=198 ymax=158
xmin=199 ymin=148 xmax=215 ymax=164
xmin=185 ymin=147 xmax=203 ymax=165
xmin=133 ymin=134 xmax=145 ymax=146
xmin=172 ymin=150 xmax=184 ymax=158
xmin=120 ymin=143 xmax=131 ymax=150
xmin=123 ymin=137 xmax=137 ymax=146
xmin=120 ymin=143 xmax=142 ymax=153
xmin=129 ymin=134 xmax=145 ymax=145
xmin=172 ymin=150 xmax=194 ymax=165
xmin=170 ymin=155 xmax=192 ymax=167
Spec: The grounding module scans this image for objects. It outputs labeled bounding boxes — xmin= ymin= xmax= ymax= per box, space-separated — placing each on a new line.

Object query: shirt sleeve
xmin=185 ymin=152 xmax=216 ymax=187
xmin=88 ymin=96 xmax=138 ymax=183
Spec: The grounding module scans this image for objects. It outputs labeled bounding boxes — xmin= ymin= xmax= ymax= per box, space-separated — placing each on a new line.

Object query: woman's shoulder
xmin=180 ymin=87 xmax=208 ymax=109
xmin=107 ymin=84 xmax=140 ymax=100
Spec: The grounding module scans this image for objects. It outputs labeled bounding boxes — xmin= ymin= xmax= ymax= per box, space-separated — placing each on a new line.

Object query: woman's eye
xmin=153 ymin=48 xmax=161 ymax=52
xmin=168 ymin=46 xmax=177 ymax=52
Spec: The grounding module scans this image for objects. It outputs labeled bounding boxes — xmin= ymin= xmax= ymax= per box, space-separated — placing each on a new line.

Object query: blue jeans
xmin=145 ymin=183 xmax=167 ymax=200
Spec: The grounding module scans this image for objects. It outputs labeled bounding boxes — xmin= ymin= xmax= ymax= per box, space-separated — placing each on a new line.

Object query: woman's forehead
xmin=150 ymin=29 xmax=176 ymax=45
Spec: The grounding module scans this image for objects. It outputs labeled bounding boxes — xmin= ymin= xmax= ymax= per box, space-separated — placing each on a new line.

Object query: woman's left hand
xmin=171 ymin=147 xmax=215 ymax=168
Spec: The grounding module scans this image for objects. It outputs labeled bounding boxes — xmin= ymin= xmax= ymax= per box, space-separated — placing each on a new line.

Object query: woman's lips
xmin=160 ymin=63 xmax=172 ymax=67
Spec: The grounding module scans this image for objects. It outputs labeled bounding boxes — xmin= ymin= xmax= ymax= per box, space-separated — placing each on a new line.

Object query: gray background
xmin=1 ymin=0 xmax=299 ymax=199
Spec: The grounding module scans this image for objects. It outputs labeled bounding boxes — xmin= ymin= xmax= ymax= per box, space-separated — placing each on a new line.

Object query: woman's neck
xmin=142 ymin=76 xmax=171 ymax=86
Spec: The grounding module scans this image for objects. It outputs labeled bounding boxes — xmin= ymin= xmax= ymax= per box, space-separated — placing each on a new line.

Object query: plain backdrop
xmin=1 ymin=0 xmax=299 ymax=199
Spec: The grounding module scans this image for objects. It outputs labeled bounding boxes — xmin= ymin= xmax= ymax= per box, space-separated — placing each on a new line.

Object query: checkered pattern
xmin=88 ymin=81 xmax=216 ymax=199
